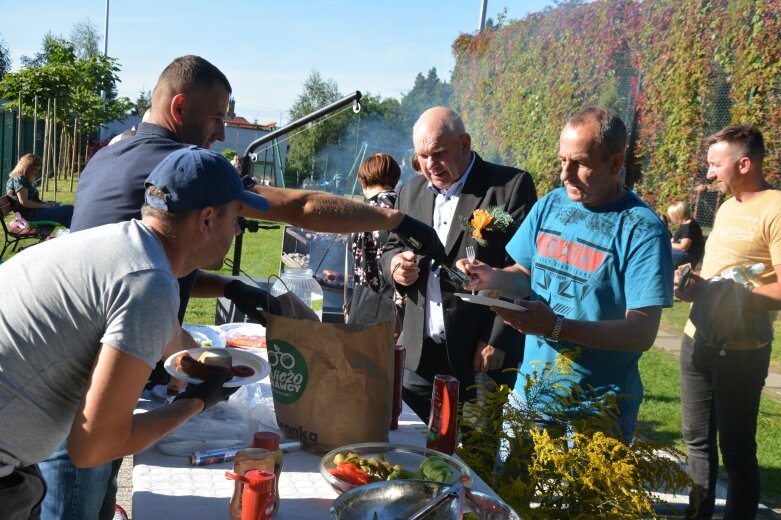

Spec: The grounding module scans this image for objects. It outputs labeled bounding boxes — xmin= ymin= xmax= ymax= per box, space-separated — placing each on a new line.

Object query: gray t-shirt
xmin=0 ymin=220 xmax=179 ymax=471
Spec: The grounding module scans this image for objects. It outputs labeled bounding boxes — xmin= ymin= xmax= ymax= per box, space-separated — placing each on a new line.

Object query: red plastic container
xmin=226 ymin=469 xmax=275 ymax=520
xmin=426 ymin=374 xmax=459 ymax=454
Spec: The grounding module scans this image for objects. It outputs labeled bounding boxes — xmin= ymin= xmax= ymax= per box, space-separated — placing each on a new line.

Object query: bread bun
xmin=196 ymin=349 xmax=233 ymax=369
xmin=479 ymin=290 xmax=502 ymax=300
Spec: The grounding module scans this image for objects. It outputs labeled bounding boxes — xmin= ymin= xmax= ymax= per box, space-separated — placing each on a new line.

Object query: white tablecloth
xmin=132 ymin=358 xmax=496 ymax=519
xmin=132 ymin=407 xmax=453 ymax=519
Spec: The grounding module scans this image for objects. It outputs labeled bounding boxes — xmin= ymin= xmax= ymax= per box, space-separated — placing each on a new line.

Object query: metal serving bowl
xmin=320 ymin=442 xmax=472 ymax=494
xmin=330 ymin=480 xmax=521 ymax=519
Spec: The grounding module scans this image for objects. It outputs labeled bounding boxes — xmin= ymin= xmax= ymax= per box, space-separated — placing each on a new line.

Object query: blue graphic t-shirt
xmin=506 ymin=187 xmax=673 ymax=420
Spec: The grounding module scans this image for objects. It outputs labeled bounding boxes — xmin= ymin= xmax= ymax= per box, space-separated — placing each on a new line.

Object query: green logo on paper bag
xmin=267 ymin=339 xmax=308 ymax=404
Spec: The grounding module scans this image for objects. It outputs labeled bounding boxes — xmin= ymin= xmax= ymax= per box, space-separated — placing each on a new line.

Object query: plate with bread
xmin=164 ymin=347 xmax=270 ymax=387
xmin=455 ymin=290 xmax=527 ymax=311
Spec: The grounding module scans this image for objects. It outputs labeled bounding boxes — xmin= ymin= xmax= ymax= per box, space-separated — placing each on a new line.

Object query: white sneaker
xmin=113 ymin=504 xmax=129 ymax=520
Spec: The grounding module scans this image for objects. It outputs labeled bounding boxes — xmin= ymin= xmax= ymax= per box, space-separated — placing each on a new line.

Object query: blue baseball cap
xmin=144 ymin=146 xmax=269 ymax=212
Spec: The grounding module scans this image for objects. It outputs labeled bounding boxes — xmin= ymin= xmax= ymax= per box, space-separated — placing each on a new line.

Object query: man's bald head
xmin=412 ymin=107 xmax=472 ymax=190
xmin=413 ymin=107 xmax=466 ymax=141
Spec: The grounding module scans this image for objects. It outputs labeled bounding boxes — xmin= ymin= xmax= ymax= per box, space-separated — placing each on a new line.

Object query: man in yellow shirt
xmin=677 ymin=124 xmax=781 ymax=519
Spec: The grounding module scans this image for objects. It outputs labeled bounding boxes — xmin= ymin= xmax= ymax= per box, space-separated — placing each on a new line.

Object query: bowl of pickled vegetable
xmin=319 ymin=442 xmax=472 ymax=494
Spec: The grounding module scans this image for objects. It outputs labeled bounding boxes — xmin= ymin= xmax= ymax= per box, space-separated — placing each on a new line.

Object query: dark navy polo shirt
xmin=71 ymin=122 xmax=187 ymax=232
xmin=71 ymin=122 xmax=193 ymax=321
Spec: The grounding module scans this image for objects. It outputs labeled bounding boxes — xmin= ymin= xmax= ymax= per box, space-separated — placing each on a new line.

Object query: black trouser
xmin=680 ymin=335 xmax=770 ymax=519
xmin=402 ymin=338 xmax=474 ymax=422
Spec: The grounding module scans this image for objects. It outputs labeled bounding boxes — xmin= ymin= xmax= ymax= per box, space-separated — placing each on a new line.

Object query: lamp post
xmin=478 ymin=0 xmax=487 ymax=32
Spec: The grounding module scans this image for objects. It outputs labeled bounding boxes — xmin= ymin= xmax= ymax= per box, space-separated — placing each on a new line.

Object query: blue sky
xmin=0 ymin=1 xmax=553 ymax=125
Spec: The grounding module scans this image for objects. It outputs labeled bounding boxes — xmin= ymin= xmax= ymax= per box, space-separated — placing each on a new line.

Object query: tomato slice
xmin=231 ymin=365 xmax=255 ymax=378
xmin=329 ymin=462 xmax=372 ymax=485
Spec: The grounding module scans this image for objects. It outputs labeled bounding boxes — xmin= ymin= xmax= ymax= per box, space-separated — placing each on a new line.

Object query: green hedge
xmin=451 ymin=0 xmax=780 ymax=209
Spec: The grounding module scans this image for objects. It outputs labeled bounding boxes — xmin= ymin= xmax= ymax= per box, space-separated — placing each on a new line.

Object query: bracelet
xmin=546 ymin=315 xmax=565 ymax=342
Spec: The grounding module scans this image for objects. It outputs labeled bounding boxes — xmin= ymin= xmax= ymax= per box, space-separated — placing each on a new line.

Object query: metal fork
xmin=465 ymin=245 xmax=476 ymax=295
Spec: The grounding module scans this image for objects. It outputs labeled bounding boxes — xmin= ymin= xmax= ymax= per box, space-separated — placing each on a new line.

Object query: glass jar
xmin=270 ymin=268 xmax=324 ymax=320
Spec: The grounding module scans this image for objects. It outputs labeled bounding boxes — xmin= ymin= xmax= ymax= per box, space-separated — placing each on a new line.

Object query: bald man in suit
xmin=381 ymin=107 xmax=537 ymax=421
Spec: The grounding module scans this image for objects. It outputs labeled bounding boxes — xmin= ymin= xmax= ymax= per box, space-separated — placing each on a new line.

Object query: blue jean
xmin=28 ymin=204 xmax=74 ymax=228
xmin=680 ymin=335 xmax=769 ymax=520
xmin=39 ymin=441 xmax=121 ymax=520
xmin=672 ymin=248 xmax=695 ymax=268
xmin=0 ymin=464 xmax=46 ymax=520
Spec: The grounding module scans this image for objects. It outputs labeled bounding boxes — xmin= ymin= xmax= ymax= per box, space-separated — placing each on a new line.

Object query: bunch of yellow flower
xmin=457 ymin=352 xmax=691 ymax=519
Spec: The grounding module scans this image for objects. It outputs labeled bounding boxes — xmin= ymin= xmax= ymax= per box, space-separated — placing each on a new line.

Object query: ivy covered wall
xmin=451 ymin=0 xmax=780 ymax=210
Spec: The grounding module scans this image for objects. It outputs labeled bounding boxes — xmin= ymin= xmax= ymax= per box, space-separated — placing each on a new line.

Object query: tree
xmin=484 ymin=7 xmax=509 ymax=31
xmin=20 ymin=32 xmax=64 ymax=67
xmin=69 ymin=18 xmax=101 ymax=60
xmin=0 ymin=36 xmax=10 ymax=80
xmin=134 ymin=89 xmax=152 ymax=116
xmin=0 ymin=39 xmax=132 ymax=136
xmin=399 ymin=68 xmax=452 ymax=130
xmin=285 ymin=70 xmax=349 ymax=187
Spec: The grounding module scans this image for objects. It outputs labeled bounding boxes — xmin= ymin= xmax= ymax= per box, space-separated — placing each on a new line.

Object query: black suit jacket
xmin=380 ymin=153 xmax=537 ymax=389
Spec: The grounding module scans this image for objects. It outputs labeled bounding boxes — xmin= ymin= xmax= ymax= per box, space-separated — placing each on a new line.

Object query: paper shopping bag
xmin=265 ymin=313 xmax=395 ymax=452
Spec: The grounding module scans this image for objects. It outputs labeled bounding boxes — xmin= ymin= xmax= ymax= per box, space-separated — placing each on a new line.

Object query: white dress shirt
xmin=424 ymin=153 xmax=476 ymax=343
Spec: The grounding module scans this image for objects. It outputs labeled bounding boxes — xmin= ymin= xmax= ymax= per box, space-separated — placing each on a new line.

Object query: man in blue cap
xmin=53 ymin=55 xmax=444 ymax=520
xmin=0 ymin=147 xmax=269 ymax=520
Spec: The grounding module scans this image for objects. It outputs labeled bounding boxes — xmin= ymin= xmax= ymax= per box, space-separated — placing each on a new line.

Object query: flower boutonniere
xmin=461 ymin=205 xmax=514 ymax=247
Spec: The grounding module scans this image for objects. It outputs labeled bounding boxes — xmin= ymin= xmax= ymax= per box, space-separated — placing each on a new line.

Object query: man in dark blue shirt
xmin=46 ymin=54 xmax=444 ymax=520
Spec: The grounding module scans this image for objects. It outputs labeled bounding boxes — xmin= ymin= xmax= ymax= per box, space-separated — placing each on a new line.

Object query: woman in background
xmin=351 ymin=153 xmax=401 ymax=293
xmin=668 ymin=200 xmax=705 ymax=268
xmin=6 ymin=154 xmax=74 ymax=228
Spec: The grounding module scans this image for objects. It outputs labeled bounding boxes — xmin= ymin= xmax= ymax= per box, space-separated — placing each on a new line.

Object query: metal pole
xmin=52 ymin=99 xmax=57 ymax=191
xmin=33 ymin=96 xmax=38 ymax=156
xmin=478 ymin=0 xmax=488 ymax=32
xmin=240 ymin=91 xmax=362 ymax=178
xmin=17 ymin=92 xmax=22 ymax=159
xmin=99 ymin=0 xmax=109 ymax=140
xmin=232 ymin=91 xmax=362 ymax=276
xmin=103 ymin=0 xmax=109 ymax=56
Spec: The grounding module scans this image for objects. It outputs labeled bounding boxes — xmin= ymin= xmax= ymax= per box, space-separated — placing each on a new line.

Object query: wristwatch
xmin=546 ymin=315 xmax=565 ymax=342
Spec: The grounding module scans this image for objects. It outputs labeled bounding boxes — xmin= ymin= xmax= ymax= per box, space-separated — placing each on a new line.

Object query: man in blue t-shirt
xmin=460 ymin=107 xmax=673 ymax=442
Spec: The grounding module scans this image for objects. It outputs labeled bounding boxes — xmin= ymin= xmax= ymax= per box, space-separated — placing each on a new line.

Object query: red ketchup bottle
xmin=426 ymin=374 xmax=459 ymax=455
xmin=225 ymin=469 xmax=276 ymax=520
xmin=391 ymin=344 xmax=406 ymax=430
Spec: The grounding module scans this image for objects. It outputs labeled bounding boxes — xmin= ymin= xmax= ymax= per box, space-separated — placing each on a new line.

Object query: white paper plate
xmin=455 ymin=293 xmax=527 ymax=311
xmin=218 ymin=322 xmax=266 ymax=337
xmin=164 ymin=347 xmax=271 ymax=387
xmin=218 ymin=322 xmax=267 ymax=349
xmin=182 ymin=324 xmax=225 ymax=348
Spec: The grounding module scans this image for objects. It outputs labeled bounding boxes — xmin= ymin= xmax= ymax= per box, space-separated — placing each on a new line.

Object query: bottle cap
xmin=243 ymin=469 xmax=275 ymax=493
xmin=252 ymin=431 xmax=281 ymax=451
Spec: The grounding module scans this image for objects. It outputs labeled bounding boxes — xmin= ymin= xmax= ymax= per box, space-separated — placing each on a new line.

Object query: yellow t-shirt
xmin=685 ymin=189 xmax=781 ymax=347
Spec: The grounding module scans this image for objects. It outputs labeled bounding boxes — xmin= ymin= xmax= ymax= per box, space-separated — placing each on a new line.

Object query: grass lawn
xmin=2 ymin=179 xmax=78 ymax=261
xmin=182 ymin=222 xmax=285 ymax=324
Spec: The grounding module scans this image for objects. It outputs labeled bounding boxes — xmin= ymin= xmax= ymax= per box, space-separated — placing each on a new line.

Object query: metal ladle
xmin=406 ymin=476 xmax=469 ymax=520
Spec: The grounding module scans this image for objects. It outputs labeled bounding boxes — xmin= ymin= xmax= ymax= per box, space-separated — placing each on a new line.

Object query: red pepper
xmin=328 ymin=462 xmax=372 ymax=485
